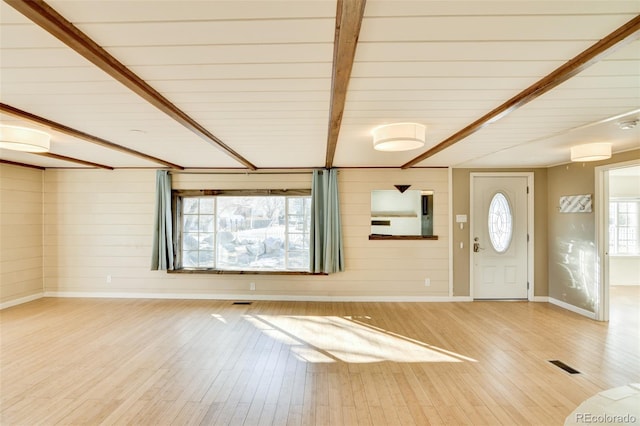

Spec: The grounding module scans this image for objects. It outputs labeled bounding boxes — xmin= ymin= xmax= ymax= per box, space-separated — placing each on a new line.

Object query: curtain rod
xmin=168 ymin=171 xmax=317 ymax=175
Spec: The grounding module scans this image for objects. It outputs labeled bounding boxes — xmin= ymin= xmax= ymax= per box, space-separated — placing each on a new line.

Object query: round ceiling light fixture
xmin=570 ymin=142 xmax=612 ymax=162
xmin=372 ymin=122 xmax=426 ymax=152
xmin=0 ymin=125 xmax=51 ymax=153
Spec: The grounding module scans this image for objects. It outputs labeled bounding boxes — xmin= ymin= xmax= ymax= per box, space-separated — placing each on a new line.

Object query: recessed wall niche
xmin=370 ymin=189 xmax=436 ymax=239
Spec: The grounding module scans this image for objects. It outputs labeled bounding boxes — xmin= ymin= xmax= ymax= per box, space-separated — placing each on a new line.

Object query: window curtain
xmin=151 ymin=170 xmax=174 ymax=270
xmin=310 ymin=169 xmax=345 ymax=273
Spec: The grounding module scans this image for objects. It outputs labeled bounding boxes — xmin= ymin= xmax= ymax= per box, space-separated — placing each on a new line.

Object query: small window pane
xmin=199 ymin=198 xmax=215 ymax=214
xmin=288 ymin=198 xmax=304 ymax=214
xmin=488 ymin=192 xmax=513 ymax=253
xmin=183 ymin=215 xmax=199 ymax=232
xmin=183 ymin=233 xmax=199 ymax=251
xmin=183 ymin=198 xmax=199 ymax=214
xmin=199 ymin=215 xmax=214 ymax=232
xmin=287 ymin=251 xmax=308 ymax=269
xmin=288 ymin=233 xmax=309 ymax=250
xmin=183 ymin=251 xmax=199 ymax=267
xmin=198 ymin=251 xmax=214 ymax=267
xmin=199 ymin=234 xmax=214 ymax=250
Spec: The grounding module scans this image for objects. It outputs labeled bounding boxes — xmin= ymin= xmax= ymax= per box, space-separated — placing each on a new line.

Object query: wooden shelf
xmin=368 ymin=234 xmax=438 ymax=240
xmin=370 ymin=211 xmax=418 ymax=218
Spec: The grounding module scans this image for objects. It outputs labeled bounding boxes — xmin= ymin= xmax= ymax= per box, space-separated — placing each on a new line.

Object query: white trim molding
xmin=532 ymin=296 xmax=549 ymax=302
xmin=0 ymin=292 xmax=44 ymax=310
xmin=469 ymin=172 xmax=535 ymax=301
xmin=448 ymin=166 xmax=454 ymax=298
xmin=549 ymin=297 xmax=597 ymax=320
xmin=594 ymin=158 xmax=640 ymax=322
xmin=44 ymin=291 xmax=474 ymax=303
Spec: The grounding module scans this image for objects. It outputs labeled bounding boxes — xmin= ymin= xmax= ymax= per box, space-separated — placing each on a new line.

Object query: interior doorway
xmin=595 ymin=161 xmax=640 ymax=322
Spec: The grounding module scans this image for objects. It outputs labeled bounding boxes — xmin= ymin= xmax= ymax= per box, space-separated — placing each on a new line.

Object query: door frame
xmin=594 ymin=159 xmax=640 ymax=321
xmin=470 ymin=172 xmax=535 ymax=301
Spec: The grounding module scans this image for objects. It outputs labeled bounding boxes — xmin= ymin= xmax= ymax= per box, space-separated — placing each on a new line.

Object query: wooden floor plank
xmin=0 ymin=294 xmax=638 ymax=425
xmin=169 ymin=401 xmax=210 ymax=426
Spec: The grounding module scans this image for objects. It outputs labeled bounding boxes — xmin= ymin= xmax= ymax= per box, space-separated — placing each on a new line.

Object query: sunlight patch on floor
xmin=211 ymin=314 xmax=227 ymax=323
xmin=243 ymin=314 xmax=476 ymax=364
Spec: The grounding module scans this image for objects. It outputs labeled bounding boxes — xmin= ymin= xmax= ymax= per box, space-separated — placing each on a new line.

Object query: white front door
xmin=472 ymin=175 xmax=529 ymax=299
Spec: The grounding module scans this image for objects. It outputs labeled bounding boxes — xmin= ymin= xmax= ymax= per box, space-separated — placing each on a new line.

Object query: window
xmin=488 ymin=192 xmax=513 ymax=253
xmin=176 ymin=192 xmax=311 ymax=272
xmin=182 ymin=197 xmax=215 ymax=268
xmin=609 ymin=199 xmax=640 ymax=255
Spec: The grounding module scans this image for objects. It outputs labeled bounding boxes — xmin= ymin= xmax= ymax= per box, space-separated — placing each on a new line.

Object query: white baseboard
xmin=44 ymin=291 xmax=473 ymax=303
xmin=0 ymin=292 xmax=572 ymax=309
xmin=0 ymin=292 xmax=44 ymax=310
xmin=548 ymin=297 xmax=596 ymax=319
xmin=532 ymin=296 xmax=549 ymax=302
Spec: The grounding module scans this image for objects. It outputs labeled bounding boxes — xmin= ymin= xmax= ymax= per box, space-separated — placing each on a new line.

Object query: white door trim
xmin=594 ymin=158 xmax=640 ymax=322
xmin=448 ymin=167 xmax=454 ymax=298
xmin=470 ymin=172 xmax=535 ymax=301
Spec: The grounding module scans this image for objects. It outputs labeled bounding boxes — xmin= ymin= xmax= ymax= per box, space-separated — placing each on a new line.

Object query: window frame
xmin=487 ymin=191 xmax=513 ymax=253
xmin=171 ymin=189 xmax=315 ymax=274
xmin=609 ymin=198 xmax=640 ymax=256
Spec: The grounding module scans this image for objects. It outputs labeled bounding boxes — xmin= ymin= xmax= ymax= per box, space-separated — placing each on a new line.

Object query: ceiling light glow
xmin=0 ymin=125 xmax=51 ymax=153
xmin=372 ymin=123 xmax=426 ymax=152
xmin=570 ymin=142 xmax=612 ymax=162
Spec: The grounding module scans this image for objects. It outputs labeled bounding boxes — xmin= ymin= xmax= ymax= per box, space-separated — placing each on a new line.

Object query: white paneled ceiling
xmin=0 ymin=1 xmax=638 ymax=170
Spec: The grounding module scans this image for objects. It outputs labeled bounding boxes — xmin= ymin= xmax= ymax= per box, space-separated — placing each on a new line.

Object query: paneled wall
xmin=547 ymin=149 xmax=640 ymax=312
xmin=43 ymin=169 xmax=155 ymax=295
xmin=43 ymin=168 xmax=450 ymax=300
xmin=451 ymin=168 xmax=548 ymax=298
xmin=0 ymin=164 xmax=43 ymax=305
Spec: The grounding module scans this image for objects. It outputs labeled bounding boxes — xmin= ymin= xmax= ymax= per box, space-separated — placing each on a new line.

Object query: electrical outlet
xmin=250 ymin=282 xmax=256 ymax=291
xmin=106 ymin=275 xmax=112 ymax=284
xmin=424 ymin=278 xmax=431 ymax=287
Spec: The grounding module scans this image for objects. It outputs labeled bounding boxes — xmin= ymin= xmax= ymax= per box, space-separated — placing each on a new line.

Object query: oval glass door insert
xmin=488 ymin=192 xmax=513 ymax=253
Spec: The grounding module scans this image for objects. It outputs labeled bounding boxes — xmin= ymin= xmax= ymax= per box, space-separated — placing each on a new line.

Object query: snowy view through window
xmin=182 ymin=196 xmax=311 ymax=271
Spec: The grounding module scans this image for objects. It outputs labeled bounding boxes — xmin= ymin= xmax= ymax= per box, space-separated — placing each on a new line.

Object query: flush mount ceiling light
xmin=372 ymin=122 xmax=426 ymax=151
xmin=570 ymin=142 xmax=612 ymax=162
xmin=0 ymin=125 xmax=51 ymax=153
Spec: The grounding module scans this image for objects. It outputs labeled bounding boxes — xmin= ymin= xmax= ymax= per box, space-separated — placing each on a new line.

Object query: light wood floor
xmin=1 ymin=295 xmax=639 ymax=425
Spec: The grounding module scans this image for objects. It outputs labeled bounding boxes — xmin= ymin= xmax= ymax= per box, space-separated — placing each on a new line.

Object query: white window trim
xmin=175 ymin=191 xmax=312 ymax=273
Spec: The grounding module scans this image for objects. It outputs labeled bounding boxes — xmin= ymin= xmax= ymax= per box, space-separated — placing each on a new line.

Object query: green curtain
xmin=311 ymin=169 xmax=345 ymax=273
xmin=151 ymin=170 xmax=174 ymax=270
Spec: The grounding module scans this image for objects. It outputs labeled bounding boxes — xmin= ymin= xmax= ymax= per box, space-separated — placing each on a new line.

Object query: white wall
xmin=610 ymin=257 xmax=640 ymax=286
xmin=0 ymin=164 xmax=43 ymax=306
xmin=43 ymin=168 xmax=450 ymax=300
xmin=610 ymin=173 xmax=640 ymax=198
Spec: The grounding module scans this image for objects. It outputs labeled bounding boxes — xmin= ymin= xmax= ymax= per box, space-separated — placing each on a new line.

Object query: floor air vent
xmin=549 ymin=360 xmax=581 ymax=374
xmin=232 ymin=301 xmax=252 ymax=305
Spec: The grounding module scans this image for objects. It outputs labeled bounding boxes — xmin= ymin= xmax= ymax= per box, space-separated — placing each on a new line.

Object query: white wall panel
xmin=42 ymin=169 xmax=450 ymax=299
xmin=0 ymin=164 xmax=43 ymax=304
